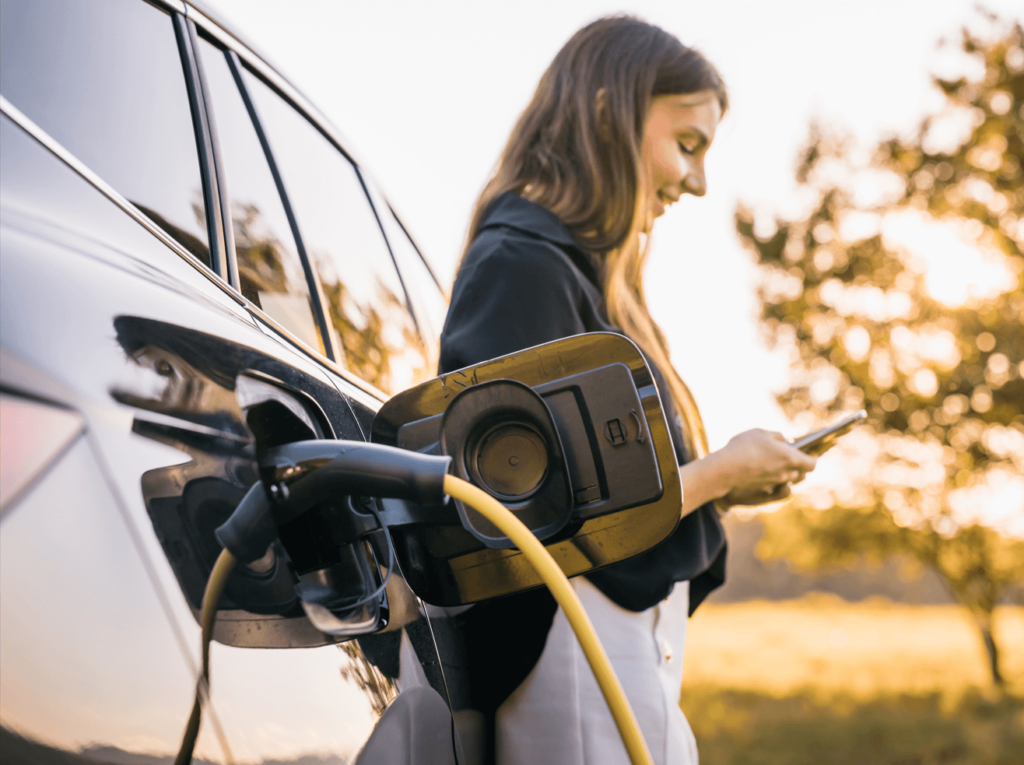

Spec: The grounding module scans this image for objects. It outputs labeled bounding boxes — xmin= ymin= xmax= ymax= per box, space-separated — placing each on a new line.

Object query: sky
xmin=204 ymin=0 xmax=1022 ymax=454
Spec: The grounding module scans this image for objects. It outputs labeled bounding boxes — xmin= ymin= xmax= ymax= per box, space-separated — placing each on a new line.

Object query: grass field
xmin=680 ymin=596 xmax=1024 ymax=764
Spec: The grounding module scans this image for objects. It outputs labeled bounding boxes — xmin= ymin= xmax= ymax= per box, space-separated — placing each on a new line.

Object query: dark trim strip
xmin=151 ymin=0 xmax=186 ymax=11
xmin=172 ymin=12 xmax=225 ymax=277
xmin=225 ymin=50 xmax=337 ymax=362
xmin=385 ymin=199 xmax=449 ymax=297
xmin=354 ymin=166 xmax=424 ymax=340
xmin=186 ymin=20 xmax=240 ymax=289
xmin=188 ymin=6 xmax=359 ymax=168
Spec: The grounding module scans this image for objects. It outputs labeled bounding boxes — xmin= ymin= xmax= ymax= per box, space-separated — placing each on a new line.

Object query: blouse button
xmin=661 ymin=640 xmax=673 ymax=663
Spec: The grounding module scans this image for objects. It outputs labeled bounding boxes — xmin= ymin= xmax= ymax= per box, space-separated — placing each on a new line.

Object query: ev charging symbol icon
xmin=605 ymin=418 xmax=627 ymax=446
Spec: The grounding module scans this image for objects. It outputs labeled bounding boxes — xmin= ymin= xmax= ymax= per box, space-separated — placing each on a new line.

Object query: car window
xmin=243 ymin=69 xmax=432 ymax=394
xmin=0 ymin=0 xmax=211 ymax=267
xmin=196 ymin=37 xmax=324 ymax=354
xmin=0 ymin=115 xmax=252 ymax=322
xmin=367 ymin=182 xmax=450 ymax=351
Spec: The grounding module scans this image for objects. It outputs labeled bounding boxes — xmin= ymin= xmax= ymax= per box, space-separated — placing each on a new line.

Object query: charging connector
xmin=175 ymin=440 xmax=653 ymax=765
xmin=261 ymin=440 xmax=451 ymax=517
xmin=212 ymin=482 xmax=276 ymax=565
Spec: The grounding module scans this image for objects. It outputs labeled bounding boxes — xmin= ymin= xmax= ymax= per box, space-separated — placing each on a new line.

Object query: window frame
xmin=0 ymin=0 xmax=244 ymax=308
xmin=225 ymin=48 xmax=338 ymax=363
xmin=383 ymin=197 xmax=449 ymax=300
xmin=172 ymin=13 xmax=227 ymax=276
xmin=187 ymin=3 xmax=446 ymax=399
xmin=0 ymin=0 xmax=445 ymax=404
xmin=190 ymin=32 xmax=336 ymax=360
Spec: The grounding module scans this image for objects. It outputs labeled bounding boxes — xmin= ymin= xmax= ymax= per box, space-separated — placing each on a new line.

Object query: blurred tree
xmin=737 ymin=15 xmax=1024 ymax=688
xmin=319 ymin=272 xmax=430 ymax=394
xmin=233 ymin=201 xmax=290 ymax=296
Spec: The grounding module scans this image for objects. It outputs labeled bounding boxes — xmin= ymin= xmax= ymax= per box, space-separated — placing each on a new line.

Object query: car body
xmin=0 ymin=0 xmax=479 ymax=762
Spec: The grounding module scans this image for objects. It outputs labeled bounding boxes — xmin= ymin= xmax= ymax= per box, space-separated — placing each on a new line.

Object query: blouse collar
xmin=478 ymin=194 xmax=602 ymax=288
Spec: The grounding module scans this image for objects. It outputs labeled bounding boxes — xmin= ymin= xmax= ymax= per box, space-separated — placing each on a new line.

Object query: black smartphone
xmin=791 ymin=410 xmax=867 ymax=455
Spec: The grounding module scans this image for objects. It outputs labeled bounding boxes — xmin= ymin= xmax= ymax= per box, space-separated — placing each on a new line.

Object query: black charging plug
xmin=213 ymin=481 xmax=277 ymax=564
xmin=214 ymin=439 xmax=452 ymax=566
xmin=263 ymin=440 xmax=451 ymax=523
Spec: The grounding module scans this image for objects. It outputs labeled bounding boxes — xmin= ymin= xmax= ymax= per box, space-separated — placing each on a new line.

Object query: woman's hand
xmin=716 ymin=429 xmax=818 ymax=507
xmin=679 ymin=428 xmax=818 ymax=514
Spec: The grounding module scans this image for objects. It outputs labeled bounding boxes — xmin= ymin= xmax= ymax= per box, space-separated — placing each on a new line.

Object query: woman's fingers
xmin=724 ymin=476 xmax=798 ymax=506
xmin=783 ymin=469 xmax=804 ymax=484
xmin=754 ymin=430 xmax=819 ymax=472
xmin=749 ymin=482 xmax=791 ymax=505
xmin=716 ymin=427 xmax=820 ymax=500
xmin=786 ymin=446 xmax=818 ymax=473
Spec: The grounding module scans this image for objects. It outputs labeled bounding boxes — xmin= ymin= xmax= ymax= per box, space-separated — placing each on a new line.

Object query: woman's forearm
xmin=676 ymin=429 xmax=820 ymax=515
xmin=678 ymin=451 xmax=734 ymax=516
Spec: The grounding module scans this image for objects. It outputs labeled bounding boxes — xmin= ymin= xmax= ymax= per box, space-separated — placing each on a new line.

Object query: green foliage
xmin=737 ymin=15 xmax=1024 ymax=686
xmin=682 ymin=685 xmax=1024 ymax=765
xmin=758 ymin=503 xmax=1024 ymax=621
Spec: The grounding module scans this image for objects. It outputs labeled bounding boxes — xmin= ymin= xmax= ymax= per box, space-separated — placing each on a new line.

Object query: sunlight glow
xmin=843 ymin=325 xmax=871 ymax=361
xmin=882 ymin=210 xmax=1019 ymax=306
xmin=794 ymin=428 xmax=1024 ymax=539
xmin=949 ymin=467 xmax=1024 ymax=538
xmin=819 ymin=279 xmax=913 ymax=321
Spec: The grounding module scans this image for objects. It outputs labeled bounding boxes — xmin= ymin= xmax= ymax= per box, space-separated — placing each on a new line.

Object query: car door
xmin=186 ymin=20 xmax=464 ymax=762
xmin=0 ymin=1 xmax=459 ymax=763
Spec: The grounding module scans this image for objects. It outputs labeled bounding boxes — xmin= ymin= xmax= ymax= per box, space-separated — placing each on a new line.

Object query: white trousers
xmin=495 ymin=578 xmax=698 ymax=765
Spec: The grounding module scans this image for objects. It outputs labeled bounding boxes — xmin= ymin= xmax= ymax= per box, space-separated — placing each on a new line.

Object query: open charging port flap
xmin=371 ymin=332 xmax=683 ymax=606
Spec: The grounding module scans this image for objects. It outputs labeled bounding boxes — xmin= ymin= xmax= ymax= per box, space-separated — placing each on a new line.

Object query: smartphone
xmin=791 ymin=410 xmax=867 ymax=455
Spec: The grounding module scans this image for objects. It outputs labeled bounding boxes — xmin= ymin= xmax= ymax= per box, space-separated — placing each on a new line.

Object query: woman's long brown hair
xmin=462 ymin=16 xmax=727 ymax=460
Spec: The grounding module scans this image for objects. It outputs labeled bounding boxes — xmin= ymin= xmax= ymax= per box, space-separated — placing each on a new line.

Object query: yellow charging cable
xmin=444 ymin=474 xmax=654 ymax=765
xmin=178 ymin=480 xmax=653 ymax=765
xmin=175 ymin=548 xmax=237 ymax=765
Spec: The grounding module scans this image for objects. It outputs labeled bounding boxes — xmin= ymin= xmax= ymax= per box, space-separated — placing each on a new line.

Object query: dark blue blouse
xmin=439 ymin=193 xmax=726 ymax=712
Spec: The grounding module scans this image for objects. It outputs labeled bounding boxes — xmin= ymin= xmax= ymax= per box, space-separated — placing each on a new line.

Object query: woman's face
xmin=640 ymin=89 xmax=722 ymax=220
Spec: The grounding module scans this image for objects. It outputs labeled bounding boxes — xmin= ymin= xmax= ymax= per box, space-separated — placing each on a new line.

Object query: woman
xmin=440 ymin=16 xmax=817 ymax=765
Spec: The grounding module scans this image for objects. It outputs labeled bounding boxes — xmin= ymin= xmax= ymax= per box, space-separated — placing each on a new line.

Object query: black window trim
xmin=151 ymin=0 xmax=187 ymax=12
xmin=185 ymin=3 xmax=446 ymax=404
xmin=189 ymin=26 xmax=355 ymax=381
xmin=184 ymin=14 xmax=386 ymax=403
xmin=223 ymin=48 xmax=338 ymax=363
xmin=215 ymin=46 xmax=434 ymax=359
xmin=384 ymin=198 xmax=450 ymax=300
xmin=186 ymin=4 xmax=360 ymax=166
xmin=218 ymin=49 xmax=435 ymax=361
xmin=172 ymin=13 xmax=226 ymax=277
xmin=350 ymin=165 xmax=425 ymax=340
xmin=181 ymin=15 xmax=240 ymax=290
xmin=184 ymin=4 xmax=424 ymax=299
xmin=228 ymin=61 xmax=433 ymax=369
